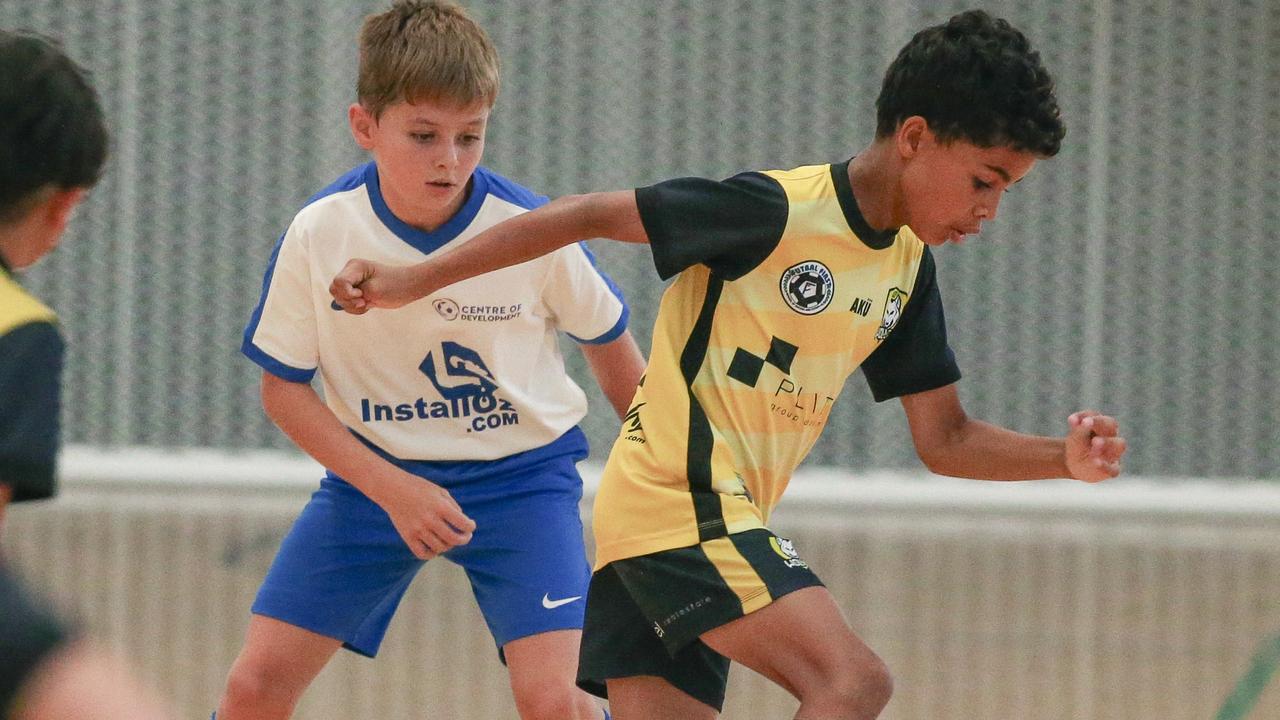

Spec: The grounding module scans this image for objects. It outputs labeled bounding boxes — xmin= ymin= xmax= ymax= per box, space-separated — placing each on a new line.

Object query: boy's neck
xmin=847 ymin=141 xmax=904 ymax=234
xmin=377 ymin=169 xmax=474 ymax=234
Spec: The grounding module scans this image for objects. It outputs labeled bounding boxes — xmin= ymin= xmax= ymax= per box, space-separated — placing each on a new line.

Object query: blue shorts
xmin=251 ymin=436 xmax=591 ymax=658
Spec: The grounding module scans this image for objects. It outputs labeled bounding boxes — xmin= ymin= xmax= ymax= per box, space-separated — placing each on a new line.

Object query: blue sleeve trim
xmin=566 ymin=241 xmax=630 ymax=344
xmin=570 ymin=303 xmax=629 ymax=345
xmin=242 ymin=231 xmax=288 ymax=356
xmin=240 ymin=339 xmax=316 ymax=383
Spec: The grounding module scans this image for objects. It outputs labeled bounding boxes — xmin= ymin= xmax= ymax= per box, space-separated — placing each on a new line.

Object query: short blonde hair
xmin=357 ymin=0 xmax=500 ymax=118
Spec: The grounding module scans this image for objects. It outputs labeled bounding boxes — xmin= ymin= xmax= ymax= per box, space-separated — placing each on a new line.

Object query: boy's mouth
xmin=950 ymin=225 xmax=980 ymax=243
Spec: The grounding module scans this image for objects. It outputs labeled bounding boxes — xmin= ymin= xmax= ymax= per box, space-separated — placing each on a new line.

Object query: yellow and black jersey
xmin=0 ymin=259 xmax=62 ymax=502
xmin=593 ymin=159 xmax=961 ymax=567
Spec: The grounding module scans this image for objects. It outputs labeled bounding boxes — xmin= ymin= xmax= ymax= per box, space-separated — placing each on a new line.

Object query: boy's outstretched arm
xmin=900 ymin=383 xmax=1127 ymax=482
xmin=580 ymin=331 xmax=646 ymax=419
xmin=259 ymin=372 xmax=475 ymax=558
xmin=331 ymin=190 xmax=647 ymax=313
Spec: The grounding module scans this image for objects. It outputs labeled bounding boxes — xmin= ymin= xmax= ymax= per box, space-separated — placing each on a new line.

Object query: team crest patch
xmin=779 ymin=261 xmax=835 ymax=315
xmin=874 ymin=287 xmax=908 ymax=341
xmin=769 ymin=535 xmax=809 ymax=569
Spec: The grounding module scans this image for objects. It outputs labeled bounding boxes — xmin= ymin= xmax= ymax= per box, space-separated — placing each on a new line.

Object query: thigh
xmin=503 ymin=628 xmax=581 ymax=691
xmin=606 ymin=676 xmax=719 ymax=720
xmin=450 ymin=483 xmax=591 ymax=649
xmin=252 ymin=479 xmax=424 ymax=657
xmin=700 ymin=585 xmax=878 ymax=701
xmin=229 ymin=613 xmax=342 ymax=688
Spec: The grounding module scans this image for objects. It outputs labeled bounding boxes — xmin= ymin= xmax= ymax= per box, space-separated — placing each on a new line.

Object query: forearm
xmin=581 ymin=332 xmax=647 ymax=419
xmin=410 ymin=190 xmax=646 ymax=294
xmin=261 ymin=374 xmax=403 ymax=503
xmin=919 ymin=417 xmax=1069 ymax=481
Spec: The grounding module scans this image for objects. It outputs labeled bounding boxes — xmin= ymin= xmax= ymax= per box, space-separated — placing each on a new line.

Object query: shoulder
xmin=291 ymin=162 xmax=377 ymax=229
xmin=474 ymin=166 xmax=549 ymax=211
xmin=0 ymin=273 xmax=58 ymax=338
xmin=303 ymin=162 xmax=375 ymax=208
xmin=761 ymin=162 xmax=835 ymax=185
xmin=635 ymin=169 xmax=788 ymax=224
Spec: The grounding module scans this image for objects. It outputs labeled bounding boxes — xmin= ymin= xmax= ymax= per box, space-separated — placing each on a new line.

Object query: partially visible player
xmin=0 ymin=29 xmax=173 ymax=720
xmin=216 ymin=2 xmax=642 ymax=719
xmin=328 ymin=9 xmax=1128 ymax=720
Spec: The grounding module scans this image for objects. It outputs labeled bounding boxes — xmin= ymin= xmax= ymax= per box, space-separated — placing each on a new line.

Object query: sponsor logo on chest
xmin=359 ymin=341 xmax=521 ymax=434
xmin=433 ymin=297 xmax=524 ymax=323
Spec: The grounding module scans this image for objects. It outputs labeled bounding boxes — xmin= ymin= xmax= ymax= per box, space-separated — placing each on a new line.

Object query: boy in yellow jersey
xmin=328 ymin=10 xmax=1128 ymax=720
xmin=0 ymin=30 xmax=173 ymax=720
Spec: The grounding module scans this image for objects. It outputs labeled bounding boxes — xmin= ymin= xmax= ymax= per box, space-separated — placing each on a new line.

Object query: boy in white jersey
xmin=217 ymin=3 xmax=643 ymax=719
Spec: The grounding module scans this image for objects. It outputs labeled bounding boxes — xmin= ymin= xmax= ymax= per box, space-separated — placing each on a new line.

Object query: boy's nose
xmin=975 ymin=198 xmax=999 ymax=221
xmin=435 ymin=144 xmax=459 ymax=169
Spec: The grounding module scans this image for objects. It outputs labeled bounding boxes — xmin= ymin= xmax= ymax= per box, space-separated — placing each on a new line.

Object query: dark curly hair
xmin=875 ymin=10 xmax=1065 ymax=157
xmin=0 ymin=31 xmax=109 ymax=224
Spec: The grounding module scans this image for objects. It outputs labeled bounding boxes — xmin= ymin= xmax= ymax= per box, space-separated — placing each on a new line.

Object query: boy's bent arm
xmin=580 ymin=330 xmax=647 ymax=419
xmin=259 ymin=372 xmax=474 ymax=558
xmin=900 ymin=383 xmax=1126 ymax=482
xmin=331 ymin=190 xmax=646 ymax=313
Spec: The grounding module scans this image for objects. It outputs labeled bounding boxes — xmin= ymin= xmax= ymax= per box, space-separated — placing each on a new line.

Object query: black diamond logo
xmin=728 ymin=337 xmax=798 ymax=387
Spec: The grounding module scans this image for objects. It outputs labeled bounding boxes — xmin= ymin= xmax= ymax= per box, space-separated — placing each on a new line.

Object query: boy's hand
xmin=1065 ymin=411 xmax=1127 ymax=482
xmin=377 ymin=473 xmax=476 ymax=560
xmin=329 ymin=259 xmax=425 ymax=314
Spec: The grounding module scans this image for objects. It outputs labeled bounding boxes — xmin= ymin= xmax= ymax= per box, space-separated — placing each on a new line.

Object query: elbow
xmin=915 ymin=446 xmax=951 ymax=477
xmin=912 ymin=431 xmax=964 ymax=478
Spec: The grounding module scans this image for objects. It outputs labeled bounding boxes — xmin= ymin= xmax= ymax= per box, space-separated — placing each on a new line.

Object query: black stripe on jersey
xmin=680 ymin=276 xmax=728 ymax=542
xmin=830 ymin=159 xmax=897 ymax=250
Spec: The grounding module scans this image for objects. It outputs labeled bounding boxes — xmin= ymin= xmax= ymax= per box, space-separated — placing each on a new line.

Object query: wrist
xmin=413 ymin=261 xmax=445 ymax=300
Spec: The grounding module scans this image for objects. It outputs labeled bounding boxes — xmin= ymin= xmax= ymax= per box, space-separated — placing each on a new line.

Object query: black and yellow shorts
xmin=576 ymin=528 xmax=824 ymax=711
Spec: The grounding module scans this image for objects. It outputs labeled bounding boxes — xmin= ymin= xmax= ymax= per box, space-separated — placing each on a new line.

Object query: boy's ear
xmin=895 ymin=116 xmax=931 ymax=159
xmin=45 ymin=188 xmax=86 ymax=235
xmin=348 ymin=103 xmax=377 ymax=151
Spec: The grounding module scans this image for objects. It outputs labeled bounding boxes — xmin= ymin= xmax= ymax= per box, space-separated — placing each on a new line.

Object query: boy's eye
xmin=411 ymin=133 xmax=434 ymax=142
xmin=973 ymin=178 xmax=992 ymax=191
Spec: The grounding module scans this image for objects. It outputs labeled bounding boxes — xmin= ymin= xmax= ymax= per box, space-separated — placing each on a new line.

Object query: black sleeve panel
xmin=636 ymin=172 xmax=789 ymax=281
xmin=0 ymin=321 xmax=63 ymax=501
xmin=861 ymin=246 xmax=962 ymax=402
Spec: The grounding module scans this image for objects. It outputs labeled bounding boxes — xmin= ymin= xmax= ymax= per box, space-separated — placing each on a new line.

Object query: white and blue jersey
xmin=239 ymin=163 xmax=629 ymax=655
xmin=244 ymin=161 xmax=627 ymax=465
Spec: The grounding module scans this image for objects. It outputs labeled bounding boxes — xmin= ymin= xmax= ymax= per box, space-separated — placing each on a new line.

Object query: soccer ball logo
xmin=432 ymin=298 xmax=460 ymax=321
xmin=779 ymin=261 xmax=834 ymax=315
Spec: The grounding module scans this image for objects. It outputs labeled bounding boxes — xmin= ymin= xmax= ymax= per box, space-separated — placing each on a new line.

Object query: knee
xmin=513 ymin=681 xmax=595 ymax=720
xmin=221 ymin=658 xmax=302 ymax=711
xmin=831 ymin=650 xmax=894 ymax=714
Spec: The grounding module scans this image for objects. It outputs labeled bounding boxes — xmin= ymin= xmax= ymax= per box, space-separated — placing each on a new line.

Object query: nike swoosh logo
xmin=541 ymin=593 xmax=582 ymax=609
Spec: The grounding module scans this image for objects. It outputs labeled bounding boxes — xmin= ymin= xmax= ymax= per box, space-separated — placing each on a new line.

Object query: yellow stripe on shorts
xmin=702 ymin=536 xmax=772 ymax=615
